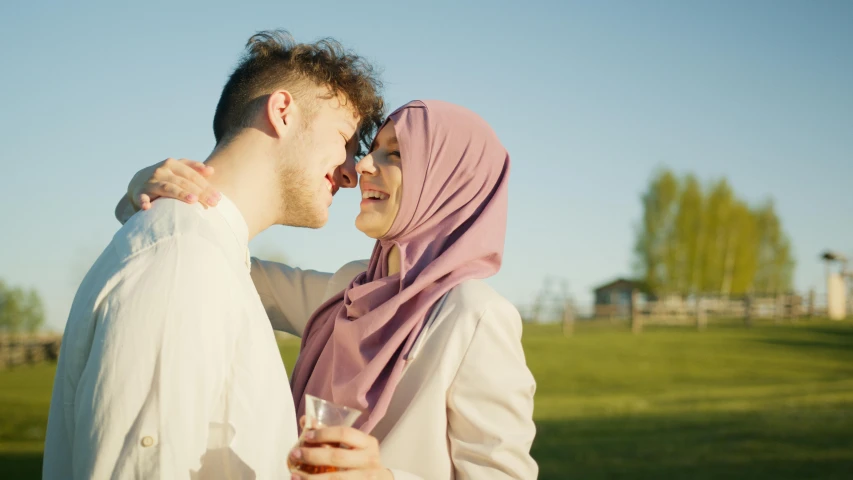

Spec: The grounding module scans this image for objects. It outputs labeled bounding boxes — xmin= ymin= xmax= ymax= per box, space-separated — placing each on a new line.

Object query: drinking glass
xmin=288 ymin=394 xmax=362 ymax=474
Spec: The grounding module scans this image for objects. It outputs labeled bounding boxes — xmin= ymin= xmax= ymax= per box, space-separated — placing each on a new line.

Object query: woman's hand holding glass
xmin=289 ymin=423 xmax=392 ymax=480
xmin=288 ymin=395 xmax=391 ymax=479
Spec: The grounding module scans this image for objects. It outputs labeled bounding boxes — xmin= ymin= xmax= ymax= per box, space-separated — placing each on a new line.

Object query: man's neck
xmin=203 ymin=134 xmax=279 ymax=240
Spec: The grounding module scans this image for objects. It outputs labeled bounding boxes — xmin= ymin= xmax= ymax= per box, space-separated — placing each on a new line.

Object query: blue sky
xmin=1 ymin=0 xmax=851 ymax=329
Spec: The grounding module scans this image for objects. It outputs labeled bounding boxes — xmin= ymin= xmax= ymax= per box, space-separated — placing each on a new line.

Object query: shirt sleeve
xmin=71 ymin=234 xmax=245 ymax=479
xmin=115 ymin=195 xmax=136 ymax=225
xmin=447 ymin=301 xmax=539 ymax=480
xmin=249 ymin=258 xmax=335 ymax=337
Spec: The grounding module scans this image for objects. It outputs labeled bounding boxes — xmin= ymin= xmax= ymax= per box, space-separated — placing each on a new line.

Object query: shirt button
xmin=140 ymin=436 xmax=155 ymax=448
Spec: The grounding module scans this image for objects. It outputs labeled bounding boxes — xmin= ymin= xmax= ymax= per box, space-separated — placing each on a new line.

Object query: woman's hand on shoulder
xmin=127 ymin=158 xmax=220 ymax=211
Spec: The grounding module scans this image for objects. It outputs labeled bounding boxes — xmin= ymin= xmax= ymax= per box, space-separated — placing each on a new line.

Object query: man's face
xmin=277 ymin=94 xmax=360 ymax=229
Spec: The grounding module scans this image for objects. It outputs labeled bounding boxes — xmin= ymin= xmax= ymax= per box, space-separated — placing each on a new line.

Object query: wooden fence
xmin=0 ymin=334 xmax=61 ymax=369
xmin=573 ymin=290 xmax=832 ymax=335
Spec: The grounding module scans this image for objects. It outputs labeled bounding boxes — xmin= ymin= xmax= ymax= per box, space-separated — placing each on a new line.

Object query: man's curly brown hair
xmin=213 ymin=30 xmax=385 ymax=156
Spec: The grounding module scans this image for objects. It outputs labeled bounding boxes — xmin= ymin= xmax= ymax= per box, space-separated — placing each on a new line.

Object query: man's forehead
xmin=314 ymin=91 xmax=360 ymax=125
xmin=327 ymin=103 xmax=359 ymax=133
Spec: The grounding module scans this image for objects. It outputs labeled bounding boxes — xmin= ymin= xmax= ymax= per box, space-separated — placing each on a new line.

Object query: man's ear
xmin=265 ymin=90 xmax=295 ymax=138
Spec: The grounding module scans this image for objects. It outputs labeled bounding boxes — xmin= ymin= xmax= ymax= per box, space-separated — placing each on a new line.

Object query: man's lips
xmin=325 ymin=174 xmax=338 ymax=196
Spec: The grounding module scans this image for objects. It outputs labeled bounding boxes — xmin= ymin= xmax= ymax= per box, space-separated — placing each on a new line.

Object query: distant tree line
xmin=634 ymin=168 xmax=794 ymax=297
xmin=0 ymin=279 xmax=45 ymax=334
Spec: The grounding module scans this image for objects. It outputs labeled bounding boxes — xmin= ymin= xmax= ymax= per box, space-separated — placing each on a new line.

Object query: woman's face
xmin=355 ymin=120 xmax=403 ymax=239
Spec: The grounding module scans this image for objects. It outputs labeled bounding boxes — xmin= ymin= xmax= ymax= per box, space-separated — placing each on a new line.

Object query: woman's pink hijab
xmin=290 ymin=100 xmax=510 ymax=432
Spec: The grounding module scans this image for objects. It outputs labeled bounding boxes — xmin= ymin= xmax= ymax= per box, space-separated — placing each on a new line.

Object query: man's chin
xmin=313 ymin=206 xmax=330 ymax=228
xmin=309 ymin=217 xmax=329 ymax=229
xmin=300 ymin=216 xmax=328 ymax=229
xmin=280 ymin=208 xmax=328 ymax=229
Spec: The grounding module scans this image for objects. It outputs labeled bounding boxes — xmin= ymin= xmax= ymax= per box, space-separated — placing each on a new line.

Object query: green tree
xmin=21 ymin=290 xmax=45 ymax=333
xmin=0 ymin=281 xmax=46 ymax=334
xmin=753 ymin=201 xmax=795 ymax=293
xmin=0 ymin=283 xmax=25 ymax=333
xmin=634 ymin=169 xmax=680 ymax=295
xmin=723 ymin=200 xmax=759 ymax=295
xmin=671 ymin=174 xmax=705 ymax=295
xmin=634 ymin=170 xmax=795 ymax=297
xmin=699 ymin=179 xmax=736 ymax=294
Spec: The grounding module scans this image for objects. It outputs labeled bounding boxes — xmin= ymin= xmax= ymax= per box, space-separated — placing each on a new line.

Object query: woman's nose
xmin=356 ymin=153 xmax=376 ymax=175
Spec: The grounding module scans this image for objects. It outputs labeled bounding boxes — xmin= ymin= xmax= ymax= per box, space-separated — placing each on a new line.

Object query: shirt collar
xmin=211 ymin=194 xmax=252 ymax=270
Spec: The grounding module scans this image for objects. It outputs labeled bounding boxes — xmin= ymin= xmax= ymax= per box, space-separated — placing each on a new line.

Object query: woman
xmin=119 ymin=100 xmax=537 ymax=479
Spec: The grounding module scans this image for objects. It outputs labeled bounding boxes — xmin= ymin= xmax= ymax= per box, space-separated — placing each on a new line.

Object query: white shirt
xmin=253 ymin=261 xmax=539 ymax=480
xmin=43 ymin=197 xmax=298 ymax=479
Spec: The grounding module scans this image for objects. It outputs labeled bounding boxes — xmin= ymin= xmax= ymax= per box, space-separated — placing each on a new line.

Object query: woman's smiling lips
xmin=360 ymin=183 xmax=389 ymax=206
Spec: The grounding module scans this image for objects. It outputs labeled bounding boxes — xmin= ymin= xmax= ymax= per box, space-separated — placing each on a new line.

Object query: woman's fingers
xmin=167 ymin=160 xmax=220 ymax=206
xmin=155 ymin=178 xmax=195 ymax=202
xmin=138 ymin=193 xmax=152 ymax=211
xmin=139 ymin=170 xmax=219 ymax=206
xmin=134 ymin=177 xmax=196 ymax=208
xmin=292 ymin=468 xmax=390 ymax=479
xmin=128 ymin=158 xmax=220 ymax=210
xmin=289 ymin=444 xmax=376 ymax=471
xmin=289 ymin=427 xmax=390 ymax=479
xmin=163 ymin=174 xmax=203 ymax=200
xmin=184 ymin=159 xmax=215 ymax=177
xmin=304 ymin=427 xmax=378 ymax=451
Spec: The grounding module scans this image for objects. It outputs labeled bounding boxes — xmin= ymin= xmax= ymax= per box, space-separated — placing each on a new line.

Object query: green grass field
xmin=2 ymin=320 xmax=852 ymax=479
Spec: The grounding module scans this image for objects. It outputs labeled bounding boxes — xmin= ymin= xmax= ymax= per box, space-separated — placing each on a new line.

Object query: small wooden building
xmin=593 ymin=278 xmax=637 ymax=318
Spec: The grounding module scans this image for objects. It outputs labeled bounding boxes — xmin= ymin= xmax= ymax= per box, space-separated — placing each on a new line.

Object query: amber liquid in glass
xmin=288 ymin=441 xmax=344 ymax=474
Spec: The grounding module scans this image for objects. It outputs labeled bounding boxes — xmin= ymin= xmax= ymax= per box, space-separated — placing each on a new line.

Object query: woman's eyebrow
xmin=369 ymin=134 xmax=399 ymax=152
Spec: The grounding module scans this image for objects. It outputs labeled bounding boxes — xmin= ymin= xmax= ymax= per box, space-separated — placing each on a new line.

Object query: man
xmin=43 ymin=30 xmax=384 ymax=478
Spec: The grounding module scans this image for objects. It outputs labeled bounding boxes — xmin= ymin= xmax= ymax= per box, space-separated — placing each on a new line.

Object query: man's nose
xmin=335 ymin=154 xmax=358 ymax=189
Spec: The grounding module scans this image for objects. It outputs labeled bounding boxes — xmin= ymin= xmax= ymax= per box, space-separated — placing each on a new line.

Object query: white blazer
xmin=251 ymin=259 xmax=538 ymax=480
